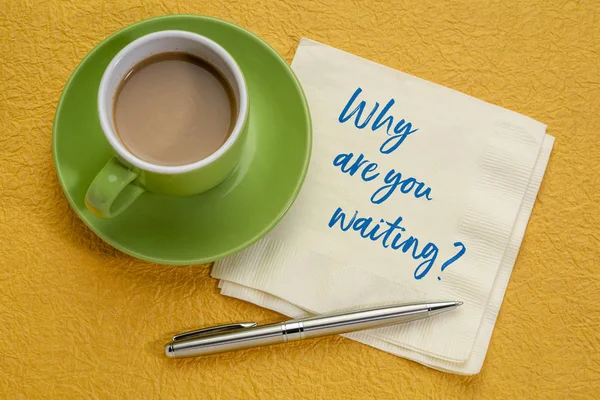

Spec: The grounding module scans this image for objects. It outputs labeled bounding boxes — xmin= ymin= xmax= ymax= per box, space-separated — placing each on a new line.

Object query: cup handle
xmin=85 ymin=157 xmax=146 ymax=218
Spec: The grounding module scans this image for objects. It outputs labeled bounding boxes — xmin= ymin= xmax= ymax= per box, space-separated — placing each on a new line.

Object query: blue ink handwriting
xmin=328 ymin=86 xmax=466 ymax=281
xmin=328 ymin=206 xmax=466 ymax=280
xmin=333 ymin=151 xmax=433 ymax=204
xmin=338 ymin=87 xmax=419 ymax=154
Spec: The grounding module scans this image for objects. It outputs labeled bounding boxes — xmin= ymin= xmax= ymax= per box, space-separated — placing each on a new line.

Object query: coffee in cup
xmin=113 ymin=52 xmax=237 ymax=166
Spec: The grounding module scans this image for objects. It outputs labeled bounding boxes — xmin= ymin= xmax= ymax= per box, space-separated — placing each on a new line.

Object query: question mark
xmin=438 ymin=242 xmax=466 ymax=281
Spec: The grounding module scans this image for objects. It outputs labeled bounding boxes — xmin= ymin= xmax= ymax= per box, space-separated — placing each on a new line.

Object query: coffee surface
xmin=114 ymin=52 xmax=236 ymax=166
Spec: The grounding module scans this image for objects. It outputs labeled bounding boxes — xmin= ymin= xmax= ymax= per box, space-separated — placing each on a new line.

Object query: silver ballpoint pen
xmin=165 ymin=301 xmax=462 ymax=358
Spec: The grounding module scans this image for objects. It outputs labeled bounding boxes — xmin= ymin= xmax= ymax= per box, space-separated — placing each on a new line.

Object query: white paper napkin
xmin=212 ymin=38 xmax=554 ymax=374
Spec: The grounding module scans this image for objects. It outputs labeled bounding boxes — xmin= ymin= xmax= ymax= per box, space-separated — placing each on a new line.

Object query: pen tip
xmin=456 ymin=301 xmax=464 ymax=307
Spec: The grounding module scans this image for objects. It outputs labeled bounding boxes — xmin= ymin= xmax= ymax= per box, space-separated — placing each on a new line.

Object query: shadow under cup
xmin=86 ymin=30 xmax=249 ymax=219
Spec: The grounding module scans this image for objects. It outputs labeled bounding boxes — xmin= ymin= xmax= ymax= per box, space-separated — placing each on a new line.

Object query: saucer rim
xmin=52 ymin=14 xmax=312 ymax=265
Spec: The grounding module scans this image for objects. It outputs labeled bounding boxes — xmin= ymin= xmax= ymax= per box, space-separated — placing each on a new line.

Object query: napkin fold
xmin=212 ymin=38 xmax=554 ymax=375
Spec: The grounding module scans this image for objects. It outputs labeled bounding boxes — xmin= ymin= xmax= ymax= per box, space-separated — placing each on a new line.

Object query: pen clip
xmin=172 ymin=322 xmax=258 ymax=342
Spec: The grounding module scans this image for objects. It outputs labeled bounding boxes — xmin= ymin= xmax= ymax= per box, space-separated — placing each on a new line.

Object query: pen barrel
xmin=299 ymin=304 xmax=432 ymax=339
xmin=166 ymin=324 xmax=286 ymax=358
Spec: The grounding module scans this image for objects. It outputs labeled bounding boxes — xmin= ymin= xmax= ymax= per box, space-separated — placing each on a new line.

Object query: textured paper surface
xmin=2 ymin=0 xmax=599 ymax=397
xmin=213 ymin=39 xmax=552 ymax=373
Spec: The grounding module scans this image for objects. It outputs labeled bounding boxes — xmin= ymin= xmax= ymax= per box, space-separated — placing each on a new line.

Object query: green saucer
xmin=53 ymin=15 xmax=311 ymax=265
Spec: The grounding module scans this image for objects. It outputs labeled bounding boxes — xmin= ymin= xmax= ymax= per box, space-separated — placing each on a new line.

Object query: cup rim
xmin=97 ymin=30 xmax=248 ymax=175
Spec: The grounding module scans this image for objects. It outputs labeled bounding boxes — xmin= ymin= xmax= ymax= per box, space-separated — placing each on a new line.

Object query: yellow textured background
xmin=1 ymin=0 xmax=599 ymax=398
